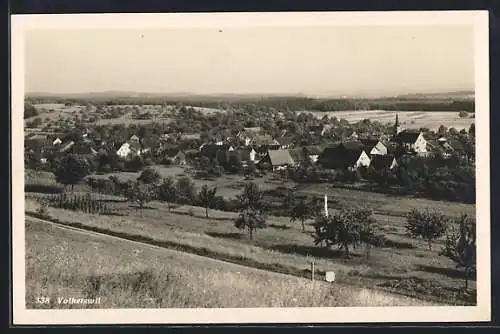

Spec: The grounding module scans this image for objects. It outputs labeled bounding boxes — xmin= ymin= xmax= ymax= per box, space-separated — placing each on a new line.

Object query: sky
xmin=24 ymin=25 xmax=475 ymax=97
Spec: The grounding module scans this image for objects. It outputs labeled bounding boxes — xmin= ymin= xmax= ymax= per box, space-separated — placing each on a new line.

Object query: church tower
xmin=394 ymin=114 xmax=403 ymax=135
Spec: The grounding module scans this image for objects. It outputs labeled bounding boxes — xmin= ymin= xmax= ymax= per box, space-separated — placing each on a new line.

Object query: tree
xmin=53 ymin=154 xmax=92 ymax=192
xmin=234 ymin=210 xmax=267 ymax=240
xmin=468 ymin=123 xmax=475 ymax=136
xmin=125 ymin=181 xmax=157 ymax=215
xmin=158 ymin=177 xmax=178 ymax=211
xmin=198 ymin=185 xmax=217 ymax=218
xmin=137 ymin=167 xmax=162 ymax=185
xmin=176 ymin=176 xmax=197 ymax=204
xmin=405 ymin=208 xmax=449 ymax=251
xmin=24 ymin=102 xmax=38 ymax=119
xmin=440 ymin=213 xmax=476 ymax=289
xmin=236 ymin=182 xmax=265 ymax=213
xmin=458 ymin=111 xmax=469 ymax=118
xmin=311 ymin=206 xmax=379 ymax=258
xmin=438 ymin=125 xmax=448 ymax=135
xmin=290 ymin=197 xmax=314 ymax=232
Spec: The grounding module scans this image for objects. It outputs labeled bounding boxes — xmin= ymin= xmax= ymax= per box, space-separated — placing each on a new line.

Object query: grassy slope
xmin=26 ymin=220 xmax=438 ymax=308
xmin=25 ymin=194 xmax=476 ymax=305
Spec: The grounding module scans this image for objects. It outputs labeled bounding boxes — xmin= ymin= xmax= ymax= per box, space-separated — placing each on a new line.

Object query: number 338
xmin=35 ymin=296 xmax=50 ymax=304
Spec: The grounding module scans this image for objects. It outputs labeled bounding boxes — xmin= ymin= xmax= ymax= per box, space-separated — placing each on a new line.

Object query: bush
xmin=405 ymin=208 xmax=449 ymax=250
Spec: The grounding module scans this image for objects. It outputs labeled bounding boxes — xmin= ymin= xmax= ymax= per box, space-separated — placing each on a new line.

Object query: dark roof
xmin=318 ymin=144 xmax=367 ymax=169
xmin=360 ymin=138 xmax=380 ymax=149
xmin=201 ymin=144 xmax=232 ymax=158
xmin=370 ymin=155 xmax=397 ymax=170
xmin=392 ymin=130 xmax=422 ymax=144
xmin=339 ymin=141 xmax=365 ymax=151
xmin=447 ymin=138 xmax=465 ymax=151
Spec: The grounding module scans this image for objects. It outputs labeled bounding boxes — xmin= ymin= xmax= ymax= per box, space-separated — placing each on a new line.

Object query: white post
xmin=324 ymin=194 xmax=328 ymax=218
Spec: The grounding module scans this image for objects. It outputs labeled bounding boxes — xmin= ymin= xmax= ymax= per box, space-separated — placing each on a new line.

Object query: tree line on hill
xmin=25 ymin=95 xmax=475 ymax=113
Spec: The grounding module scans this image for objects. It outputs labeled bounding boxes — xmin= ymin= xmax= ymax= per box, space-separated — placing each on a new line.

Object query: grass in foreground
xmin=25 ymin=197 xmax=476 ymax=306
xmin=25 ymin=220 xmax=440 ymax=308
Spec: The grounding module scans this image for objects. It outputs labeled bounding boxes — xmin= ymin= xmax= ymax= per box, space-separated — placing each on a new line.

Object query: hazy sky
xmin=25 ymin=26 xmax=474 ymax=97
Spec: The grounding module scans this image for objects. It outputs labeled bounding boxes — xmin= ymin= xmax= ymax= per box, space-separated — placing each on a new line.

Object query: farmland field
xmin=26 ymin=219 xmax=441 ymax=308
xmin=299 ymin=110 xmax=475 ymax=131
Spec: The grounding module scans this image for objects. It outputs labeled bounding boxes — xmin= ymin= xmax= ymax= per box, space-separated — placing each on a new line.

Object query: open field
xmin=299 ymin=110 xmax=475 ymax=131
xmin=25 ymin=192 xmax=476 ymax=305
xmin=26 ymin=219 xmax=442 ymax=308
xmin=27 ymin=168 xmax=476 ymax=218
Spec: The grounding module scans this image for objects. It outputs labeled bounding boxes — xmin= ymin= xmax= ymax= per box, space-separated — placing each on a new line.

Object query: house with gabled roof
xmin=318 ymin=142 xmax=371 ymax=170
xmin=360 ymin=137 xmax=388 ymax=156
xmin=116 ymin=139 xmax=146 ymax=159
xmin=370 ymin=155 xmax=398 ymax=171
xmin=258 ymin=149 xmax=296 ymax=171
xmin=200 ymin=143 xmax=234 ymax=160
xmin=52 ymin=137 xmax=63 ymax=146
xmin=391 ymin=130 xmax=428 ymax=154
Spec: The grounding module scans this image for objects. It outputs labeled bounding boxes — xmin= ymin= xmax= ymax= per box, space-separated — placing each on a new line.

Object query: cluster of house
xmin=25 ymin=114 xmax=469 ymax=173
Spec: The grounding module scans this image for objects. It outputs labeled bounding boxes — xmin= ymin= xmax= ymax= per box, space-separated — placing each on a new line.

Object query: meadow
xmin=28 ymin=168 xmax=476 ymax=218
xmin=26 ymin=219 xmax=442 ymax=308
xmin=25 ymin=183 xmax=477 ymax=306
xmin=299 ymin=110 xmax=475 ymax=131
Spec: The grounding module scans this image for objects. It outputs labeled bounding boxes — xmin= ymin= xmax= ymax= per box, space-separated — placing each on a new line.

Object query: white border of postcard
xmin=11 ymin=11 xmax=491 ymax=324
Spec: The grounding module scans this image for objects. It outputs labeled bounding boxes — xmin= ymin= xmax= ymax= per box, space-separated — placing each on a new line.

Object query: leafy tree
xmin=458 ymin=111 xmax=469 ymax=118
xmin=440 ymin=213 xmax=476 ymax=289
xmin=234 ymin=210 xmax=267 ymax=240
xmin=137 ymin=167 xmax=162 ymax=185
xmin=405 ymin=208 xmax=449 ymax=250
xmin=176 ymin=176 xmax=197 ymax=204
xmin=158 ymin=177 xmax=178 ymax=211
xmin=290 ymin=197 xmax=314 ymax=231
xmin=438 ymin=125 xmax=448 ymax=135
xmin=53 ymin=154 xmax=92 ymax=192
xmin=198 ymin=185 xmax=217 ymax=218
xmin=236 ymin=182 xmax=265 ymax=213
xmin=312 ymin=206 xmax=379 ymax=258
xmin=125 ymin=181 xmax=157 ymax=215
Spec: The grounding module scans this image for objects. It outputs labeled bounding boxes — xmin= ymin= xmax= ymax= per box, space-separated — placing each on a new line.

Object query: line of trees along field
xmin=25 ymin=95 xmax=475 ymax=113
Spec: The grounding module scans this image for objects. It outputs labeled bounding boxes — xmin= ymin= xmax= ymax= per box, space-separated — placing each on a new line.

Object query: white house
xmin=360 ymin=139 xmax=388 ymax=156
xmin=353 ymin=150 xmax=372 ymax=169
xmin=116 ymin=141 xmax=147 ymax=158
xmin=391 ymin=130 xmax=428 ymax=154
xmin=53 ymin=137 xmax=62 ymax=146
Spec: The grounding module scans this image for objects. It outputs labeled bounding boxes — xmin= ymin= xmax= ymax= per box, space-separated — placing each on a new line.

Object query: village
xmin=24 ymin=100 xmax=475 ymax=205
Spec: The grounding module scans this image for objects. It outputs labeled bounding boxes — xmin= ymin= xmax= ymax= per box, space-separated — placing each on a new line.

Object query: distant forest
xmin=25 ymin=94 xmax=475 ymax=113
